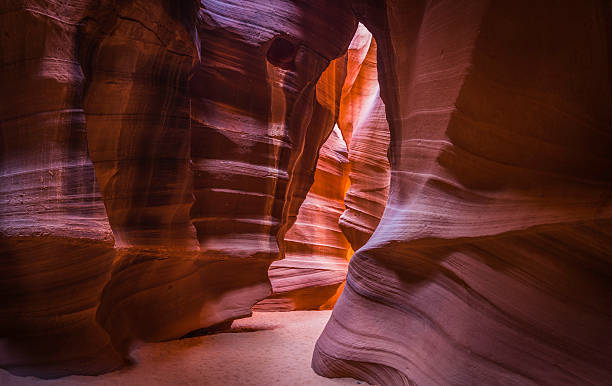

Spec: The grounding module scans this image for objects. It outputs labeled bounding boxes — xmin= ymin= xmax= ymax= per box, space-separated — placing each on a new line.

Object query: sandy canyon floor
xmin=0 ymin=311 xmax=361 ymax=386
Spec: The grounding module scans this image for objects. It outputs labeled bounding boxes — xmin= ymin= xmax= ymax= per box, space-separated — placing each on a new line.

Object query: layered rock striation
xmin=1 ymin=0 xmax=359 ymax=378
xmin=336 ymin=25 xmax=390 ymax=250
xmin=78 ymin=0 xmax=205 ymax=356
xmin=2 ymin=0 xmax=612 ymax=384
xmin=190 ymin=0 xmax=357 ymax=313
xmin=256 ymin=126 xmax=351 ymax=311
xmin=313 ymin=0 xmax=612 ymax=385
xmin=0 ymin=0 xmax=122 ymax=377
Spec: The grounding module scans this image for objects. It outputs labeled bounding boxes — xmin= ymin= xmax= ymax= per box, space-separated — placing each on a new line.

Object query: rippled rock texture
xmin=189 ymin=0 xmax=355 ymax=311
xmin=0 ymin=0 xmax=358 ymax=378
xmin=256 ymin=126 xmax=350 ymax=311
xmin=0 ymin=0 xmax=122 ymax=377
xmin=2 ymin=0 xmax=612 ymax=383
xmin=336 ymin=24 xmax=390 ymax=250
xmin=313 ymin=0 xmax=612 ymax=385
xmin=78 ymin=0 xmax=207 ymax=357
xmin=257 ymin=24 xmax=391 ymax=311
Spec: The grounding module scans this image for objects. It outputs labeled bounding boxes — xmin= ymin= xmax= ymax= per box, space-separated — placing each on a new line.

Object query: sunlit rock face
xmin=336 ymin=25 xmax=390 ymax=250
xmin=2 ymin=0 xmax=611 ymax=383
xmin=0 ymin=0 xmax=358 ymax=377
xmin=255 ymin=25 xmax=392 ymax=311
xmin=256 ymin=126 xmax=350 ymax=311
xmin=256 ymin=25 xmax=392 ymax=311
xmin=190 ymin=1 xmax=356 ymax=312
xmin=313 ymin=0 xmax=612 ymax=385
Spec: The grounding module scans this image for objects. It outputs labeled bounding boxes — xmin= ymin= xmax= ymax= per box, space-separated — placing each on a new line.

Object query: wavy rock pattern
xmin=79 ymin=0 xmax=212 ymax=355
xmin=258 ymin=24 xmax=392 ymax=311
xmin=191 ymin=0 xmax=356 ymax=313
xmin=2 ymin=0 xmax=612 ymax=383
xmin=83 ymin=0 xmax=357 ymax=360
xmin=336 ymin=26 xmax=390 ymax=250
xmin=0 ymin=0 xmax=122 ymax=377
xmin=256 ymin=126 xmax=351 ymax=311
xmin=313 ymin=0 xmax=612 ymax=384
xmin=1 ymin=0 xmax=358 ymax=377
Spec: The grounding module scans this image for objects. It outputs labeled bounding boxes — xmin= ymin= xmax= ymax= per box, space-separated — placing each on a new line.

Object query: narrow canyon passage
xmin=0 ymin=8 xmax=388 ymax=382
xmin=1 ymin=1 xmax=611 ymax=385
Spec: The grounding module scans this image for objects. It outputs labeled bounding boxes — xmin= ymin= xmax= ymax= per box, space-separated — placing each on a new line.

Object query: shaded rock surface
xmin=2 ymin=0 xmax=612 ymax=384
xmin=313 ymin=1 xmax=612 ymax=385
xmin=79 ymin=0 xmax=207 ymax=357
xmin=0 ymin=0 xmax=123 ymax=377
xmin=191 ymin=0 xmax=356 ymax=313
xmin=256 ymin=126 xmax=351 ymax=311
xmin=0 ymin=0 xmax=358 ymax=378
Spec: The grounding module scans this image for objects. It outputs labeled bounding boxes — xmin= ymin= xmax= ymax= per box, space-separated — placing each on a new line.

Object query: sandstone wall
xmin=337 ymin=25 xmax=391 ymax=250
xmin=256 ymin=126 xmax=351 ymax=311
xmin=0 ymin=0 xmax=122 ymax=377
xmin=313 ymin=1 xmax=612 ymax=384
xmin=2 ymin=1 xmax=611 ymax=383
xmin=0 ymin=0 xmax=358 ymax=377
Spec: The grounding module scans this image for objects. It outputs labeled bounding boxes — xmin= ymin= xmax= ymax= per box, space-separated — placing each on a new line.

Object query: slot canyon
xmin=0 ymin=0 xmax=611 ymax=385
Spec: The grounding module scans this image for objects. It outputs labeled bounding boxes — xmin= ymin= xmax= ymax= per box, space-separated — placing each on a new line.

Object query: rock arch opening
xmin=255 ymin=23 xmax=391 ymax=312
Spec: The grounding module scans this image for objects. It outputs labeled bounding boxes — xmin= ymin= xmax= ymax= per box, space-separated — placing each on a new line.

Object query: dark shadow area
xmin=180 ymin=319 xmax=279 ymax=339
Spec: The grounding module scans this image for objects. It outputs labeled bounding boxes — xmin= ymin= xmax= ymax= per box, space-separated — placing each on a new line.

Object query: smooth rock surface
xmin=1 ymin=0 xmax=359 ymax=377
xmin=0 ymin=0 xmax=123 ymax=376
xmin=191 ymin=0 xmax=356 ymax=314
xmin=256 ymin=127 xmax=351 ymax=311
xmin=337 ymin=26 xmax=391 ymax=250
xmin=313 ymin=1 xmax=612 ymax=385
xmin=2 ymin=0 xmax=612 ymax=384
xmin=79 ymin=0 xmax=207 ymax=356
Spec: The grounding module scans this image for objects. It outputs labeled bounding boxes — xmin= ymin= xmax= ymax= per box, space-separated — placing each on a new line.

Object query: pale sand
xmin=0 ymin=311 xmax=362 ymax=386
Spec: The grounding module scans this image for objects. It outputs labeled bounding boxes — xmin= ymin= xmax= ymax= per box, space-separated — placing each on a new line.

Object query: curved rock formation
xmin=3 ymin=0 xmax=612 ymax=383
xmin=257 ymin=25 xmax=393 ymax=312
xmin=79 ymin=0 xmax=207 ymax=355
xmin=190 ymin=0 xmax=356 ymax=314
xmin=1 ymin=0 xmax=359 ymax=377
xmin=82 ymin=0 xmax=357 ymax=359
xmin=313 ymin=0 xmax=612 ymax=384
xmin=336 ymin=26 xmax=391 ymax=250
xmin=256 ymin=126 xmax=350 ymax=311
xmin=0 ymin=1 xmax=124 ymax=377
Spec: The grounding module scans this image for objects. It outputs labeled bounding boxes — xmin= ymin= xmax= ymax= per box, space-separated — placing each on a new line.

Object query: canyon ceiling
xmin=1 ymin=0 xmax=611 ymax=384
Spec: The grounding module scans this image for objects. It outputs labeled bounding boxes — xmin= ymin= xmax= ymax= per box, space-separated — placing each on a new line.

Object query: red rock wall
xmin=313 ymin=0 xmax=612 ymax=384
xmin=79 ymin=0 xmax=205 ymax=356
xmin=2 ymin=0 xmax=612 ymax=383
xmin=83 ymin=0 xmax=357 ymax=359
xmin=256 ymin=25 xmax=393 ymax=312
xmin=337 ymin=25 xmax=391 ymax=250
xmin=0 ymin=0 xmax=122 ymax=377
xmin=190 ymin=0 xmax=356 ymax=313
xmin=256 ymin=126 xmax=350 ymax=311
xmin=1 ymin=0 xmax=359 ymax=378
